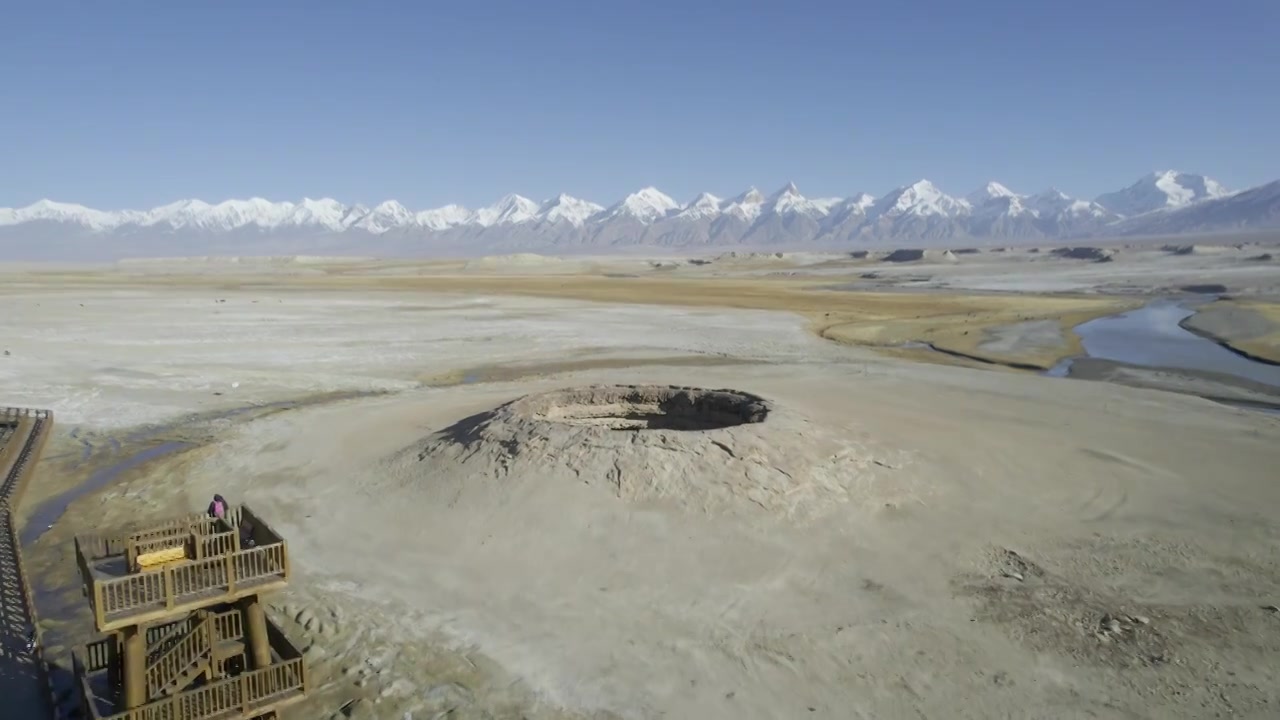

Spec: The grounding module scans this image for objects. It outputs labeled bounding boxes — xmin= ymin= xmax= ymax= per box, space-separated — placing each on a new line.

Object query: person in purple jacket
xmin=207 ymin=493 xmax=256 ymax=547
xmin=207 ymin=493 xmax=228 ymax=520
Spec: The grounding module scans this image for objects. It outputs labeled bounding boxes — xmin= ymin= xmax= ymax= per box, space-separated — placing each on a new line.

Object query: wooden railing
xmin=79 ymin=515 xmax=223 ymax=565
xmin=88 ymin=657 xmax=306 ymax=720
xmin=147 ymin=616 xmax=199 ymax=666
xmin=211 ymin=609 xmax=243 ymax=644
xmin=78 ymin=610 xmax=303 ymax=720
xmin=0 ymin=407 xmax=53 ymax=419
xmin=0 ymin=410 xmax=58 ymax=720
xmin=145 ymin=617 xmax=211 ymax=697
xmin=87 ymin=542 xmax=288 ymax=630
xmin=196 ymin=530 xmax=238 ymax=560
xmin=83 ymin=635 xmax=120 ymax=675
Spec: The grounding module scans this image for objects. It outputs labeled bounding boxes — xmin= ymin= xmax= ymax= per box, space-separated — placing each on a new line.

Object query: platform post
xmin=241 ymin=594 xmax=272 ymax=669
xmin=122 ymin=625 xmax=146 ymax=708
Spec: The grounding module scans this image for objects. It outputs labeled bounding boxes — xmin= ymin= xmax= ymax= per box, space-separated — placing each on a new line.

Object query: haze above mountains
xmin=2 ymin=171 xmax=1277 ymax=261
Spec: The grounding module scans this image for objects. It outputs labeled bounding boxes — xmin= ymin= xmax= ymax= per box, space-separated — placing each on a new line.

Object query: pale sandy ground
xmin=2 ymin=243 xmax=1280 ymax=720
xmin=59 ymin=361 xmax=1280 ymax=720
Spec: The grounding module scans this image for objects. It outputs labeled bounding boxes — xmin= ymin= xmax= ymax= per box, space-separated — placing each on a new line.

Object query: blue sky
xmin=2 ymin=0 xmax=1277 ymax=210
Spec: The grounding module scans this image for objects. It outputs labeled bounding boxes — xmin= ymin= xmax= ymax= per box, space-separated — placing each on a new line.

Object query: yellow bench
xmin=135 ymin=544 xmax=188 ymax=571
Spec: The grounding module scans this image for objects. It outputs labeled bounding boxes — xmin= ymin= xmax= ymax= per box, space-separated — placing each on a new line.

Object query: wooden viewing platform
xmin=71 ymin=504 xmax=307 ymax=719
xmin=75 ymin=506 xmax=291 ymax=633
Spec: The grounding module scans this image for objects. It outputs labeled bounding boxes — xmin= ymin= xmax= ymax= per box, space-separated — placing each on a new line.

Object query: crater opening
xmin=512 ymin=384 xmax=770 ymax=431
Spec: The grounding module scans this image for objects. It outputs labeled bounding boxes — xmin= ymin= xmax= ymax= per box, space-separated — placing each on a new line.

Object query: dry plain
xmin=4 ymin=240 xmax=1280 ymax=720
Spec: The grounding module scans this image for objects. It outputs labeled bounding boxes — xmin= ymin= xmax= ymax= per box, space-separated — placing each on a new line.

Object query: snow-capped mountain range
xmin=1 ymin=171 xmax=1274 ymax=260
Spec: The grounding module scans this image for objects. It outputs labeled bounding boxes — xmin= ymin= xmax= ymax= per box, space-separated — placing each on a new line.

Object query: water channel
xmin=1045 ymin=297 xmax=1280 ymax=414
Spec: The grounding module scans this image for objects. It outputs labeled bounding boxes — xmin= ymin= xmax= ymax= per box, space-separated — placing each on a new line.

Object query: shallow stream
xmin=1047 ymin=298 xmax=1280 ymax=388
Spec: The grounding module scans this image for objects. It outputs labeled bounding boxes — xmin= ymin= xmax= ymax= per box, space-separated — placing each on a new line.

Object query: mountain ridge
xmin=2 ymin=172 xmax=1277 ymax=260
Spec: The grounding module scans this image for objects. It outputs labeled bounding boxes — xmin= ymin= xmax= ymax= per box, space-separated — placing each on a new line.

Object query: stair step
xmin=214 ymin=638 xmax=244 ymax=662
xmin=160 ymin=657 xmax=210 ymax=696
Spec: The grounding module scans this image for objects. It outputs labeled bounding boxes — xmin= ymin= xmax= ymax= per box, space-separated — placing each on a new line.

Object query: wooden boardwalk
xmin=0 ymin=408 xmax=56 ymax=720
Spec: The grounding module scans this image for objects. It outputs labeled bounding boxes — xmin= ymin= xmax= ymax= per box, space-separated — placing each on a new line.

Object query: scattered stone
xmin=421 ymin=682 xmax=474 ymax=713
xmin=380 ymin=678 xmax=415 ymax=699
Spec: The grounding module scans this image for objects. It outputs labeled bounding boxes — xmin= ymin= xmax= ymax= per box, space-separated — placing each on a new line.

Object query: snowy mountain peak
xmin=773 ymin=181 xmax=801 ymax=198
xmin=352 ymin=200 xmax=413 ymax=234
xmin=967 ymin=181 xmax=1019 ymax=205
xmin=763 ymin=182 xmax=828 ymax=217
xmin=839 ymin=193 xmax=876 ymax=211
xmin=820 ymin=193 xmax=877 ymax=226
xmin=287 ymin=198 xmax=349 ymax=231
xmin=873 ymin=180 xmax=969 ymax=219
xmin=472 ymin=194 xmax=539 ymax=227
xmin=538 ymin=194 xmax=603 ymax=226
xmin=677 ymin=192 xmax=724 ymax=220
xmin=720 ymin=187 xmax=766 ymax=222
xmin=415 ymin=204 xmax=471 ymax=231
xmin=607 ymin=187 xmax=679 ymax=224
xmin=1029 ymin=189 xmax=1112 ymax=219
xmin=1033 ymin=188 xmax=1070 ymax=202
xmin=1095 ymin=171 xmax=1229 ymax=217
xmin=1 ymin=199 xmax=130 ymax=230
xmin=371 ymin=200 xmax=410 ymax=214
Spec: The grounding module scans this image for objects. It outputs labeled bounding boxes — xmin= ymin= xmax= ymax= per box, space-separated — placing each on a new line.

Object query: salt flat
xmin=0 ymin=286 xmax=842 ymax=429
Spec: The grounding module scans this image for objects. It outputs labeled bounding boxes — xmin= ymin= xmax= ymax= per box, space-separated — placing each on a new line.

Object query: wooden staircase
xmin=144 ymin=609 xmax=245 ymax=698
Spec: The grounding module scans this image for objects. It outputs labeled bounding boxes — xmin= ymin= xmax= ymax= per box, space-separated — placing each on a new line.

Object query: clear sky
xmin=2 ymin=0 xmax=1277 ymax=210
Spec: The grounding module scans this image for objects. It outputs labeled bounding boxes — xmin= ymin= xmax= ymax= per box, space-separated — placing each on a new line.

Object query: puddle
xmin=20 ymin=441 xmax=195 ymax=546
xmin=1047 ymin=299 xmax=1280 ymax=389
